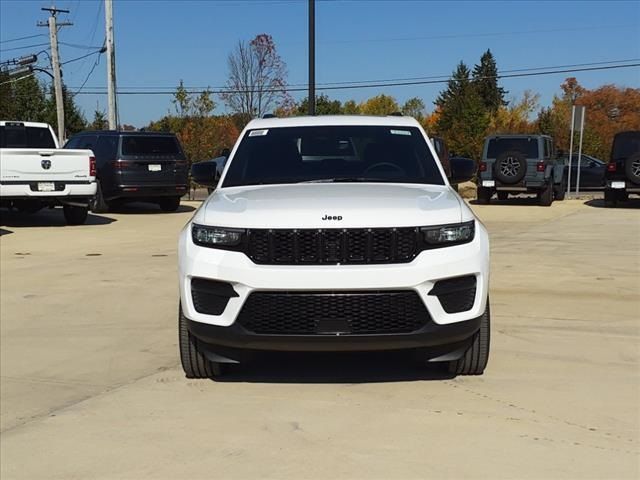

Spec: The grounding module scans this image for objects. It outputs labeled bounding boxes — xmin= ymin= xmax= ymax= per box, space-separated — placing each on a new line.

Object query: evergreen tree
xmin=44 ymin=83 xmax=87 ymax=137
xmin=472 ymin=49 xmax=507 ymax=112
xmin=0 ymin=75 xmax=48 ymax=122
xmin=296 ymin=94 xmax=342 ymax=115
xmin=90 ymin=108 xmax=108 ymax=130
xmin=435 ymin=62 xmax=488 ymax=158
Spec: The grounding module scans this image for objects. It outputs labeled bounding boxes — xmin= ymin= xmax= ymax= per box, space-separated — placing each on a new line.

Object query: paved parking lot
xmin=1 ymin=198 xmax=639 ymax=479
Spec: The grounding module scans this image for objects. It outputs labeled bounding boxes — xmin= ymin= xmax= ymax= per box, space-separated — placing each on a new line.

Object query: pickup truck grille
xmin=236 ymin=290 xmax=430 ymax=335
xmin=247 ymin=227 xmax=419 ymax=265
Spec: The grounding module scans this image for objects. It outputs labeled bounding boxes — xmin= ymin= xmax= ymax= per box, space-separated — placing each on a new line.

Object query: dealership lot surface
xmin=1 ymin=199 xmax=638 ymax=479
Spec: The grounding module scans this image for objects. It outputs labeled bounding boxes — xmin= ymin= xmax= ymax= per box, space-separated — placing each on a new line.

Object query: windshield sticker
xmin=249 ymin=129 xmax=269 ymax=137
xmin=390 ymin=129 xmax=411 ymax=136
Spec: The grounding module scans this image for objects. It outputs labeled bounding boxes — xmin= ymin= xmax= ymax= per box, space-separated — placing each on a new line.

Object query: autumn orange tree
xmin=537 ymin=78 xmax=640 ymax=160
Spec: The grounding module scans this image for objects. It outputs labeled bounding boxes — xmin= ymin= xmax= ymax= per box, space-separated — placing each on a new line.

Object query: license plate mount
xmin=37 ymin=182 xmax=55 ymax=192
xmin=148 ymin=164 xmax=161 ymax=172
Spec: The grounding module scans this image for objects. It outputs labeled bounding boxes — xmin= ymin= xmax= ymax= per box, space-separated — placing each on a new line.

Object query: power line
xmin=0 ymin=42 xmax=50 ymax=53
xmin=0 ymin=73 xmax=35 ymax=87
xmin=61 ymin=48 xmax=105 ymax=66
xmin=0 ymin=34 xmax=47 ymax=44
xmin=72 ymin=49 xmax=104 ymax=96
xmin=71 ymin=62 xmax=640 ymax=96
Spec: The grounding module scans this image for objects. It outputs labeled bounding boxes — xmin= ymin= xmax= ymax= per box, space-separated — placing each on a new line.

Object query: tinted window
xmin=612 ymin=132 xmax=640 ymax=160
xmin=95 ymin=136 xmax=118 ymax=161
xmin=64 ymin=136 xmax=81 ymax=149
xmin=487 ymin=138 xmax=539 ymax=159
xmin=223 ymin=125 xmax=444 ymax=187
xmin=121 ymin=135 xmax=181 ymax=156
xmin=0 ymin=125 xmax=56 ymax=148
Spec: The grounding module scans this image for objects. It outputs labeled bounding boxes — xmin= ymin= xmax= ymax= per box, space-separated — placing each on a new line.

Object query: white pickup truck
xmin=0 ymin=121 xmax=97 ymax=224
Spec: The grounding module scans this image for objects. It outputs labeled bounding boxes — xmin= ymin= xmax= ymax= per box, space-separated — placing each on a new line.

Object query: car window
xmin=95 ymin=136 xmax=118 ymax=163
xmin=543 ymin=139 xmax=550 ymax=159
xmin=77 ymin=135 xmax=98 ymax=151
xmin=0 ymin=125 xmax=56 ymax=148
xmin=223 ymin=125 xmax=444 ymax=187
xmin=486 ymin=138 xmax=539 ymax=159
xmin=64 ymin=136 xmax=81 ymax=149
xmin=121 ymin=135 xmax=182 ymax=157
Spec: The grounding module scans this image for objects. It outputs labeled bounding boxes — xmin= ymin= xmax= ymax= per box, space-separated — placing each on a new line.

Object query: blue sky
xmin=1 ymin=0 xmax=639 ymax=127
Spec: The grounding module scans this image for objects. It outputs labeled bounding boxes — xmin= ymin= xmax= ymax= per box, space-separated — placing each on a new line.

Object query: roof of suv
xmin=73 ymin=130 xmax=176 ymax=136
xmin=245 ymin=115 xmax=423 ymax=130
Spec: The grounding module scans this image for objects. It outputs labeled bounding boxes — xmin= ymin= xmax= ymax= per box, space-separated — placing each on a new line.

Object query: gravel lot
xmin=1 ymin=198 xmax=638 ymax=479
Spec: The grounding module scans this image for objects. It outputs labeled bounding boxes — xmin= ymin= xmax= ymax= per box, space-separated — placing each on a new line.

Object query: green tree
xmin=435 ymin=62 xmax=488 ymax=158
xmin=296 ymin=94 xmax=342 ymax=115
xmin=90 ymin=108 xmax=108 ymax=130
xmin=359 ymin=94 xmax=399 ymax=115
xmin=43 ymin=84 xmax=86 ymax=137
xmin=401 ymin=97 xmax=425 ymax=120
xmin=472 ymin=49 xmax=507 ymax=112
xmin=342 ymin=99 xmax=360 ymax=114
xmin=0 ymin=74 xmax=47 ymax=122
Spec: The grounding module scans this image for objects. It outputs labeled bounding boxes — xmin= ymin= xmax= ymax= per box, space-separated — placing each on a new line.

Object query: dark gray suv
xmin=64 ymin=131 xmax=188 ymax=212
xmin=477 ymin=134 xmax=566 ymax=206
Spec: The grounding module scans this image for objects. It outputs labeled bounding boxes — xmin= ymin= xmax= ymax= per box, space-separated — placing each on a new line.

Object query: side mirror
xmin=191 ymin=160 xmax=219 ymax=188
xmin=449 ymin=157 xmax=476 ymax=184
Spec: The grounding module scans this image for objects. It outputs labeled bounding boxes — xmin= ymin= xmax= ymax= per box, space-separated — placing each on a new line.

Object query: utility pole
xmin=38 ymin=7 xmax=71 ymax=144
xmin=308 ymin=0 xmax=315 ymax=116
xmin=105 ymin=0 xmax=118 ymax=130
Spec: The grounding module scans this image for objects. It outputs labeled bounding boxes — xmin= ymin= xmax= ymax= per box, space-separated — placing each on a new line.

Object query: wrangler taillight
xmin=89 ymin=156 xmax=96 ymax=176
xmin=479 ymin=162 xmax=487 ymax=172
xmin=536 ymin=161 xmax=545 ymax=172
xmin=607 ymin=163 xmax=617 ymax=172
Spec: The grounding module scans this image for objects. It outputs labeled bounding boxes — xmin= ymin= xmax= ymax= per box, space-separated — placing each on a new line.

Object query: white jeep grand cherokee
xmin=178 ymin=115 xmax=490 ymax=378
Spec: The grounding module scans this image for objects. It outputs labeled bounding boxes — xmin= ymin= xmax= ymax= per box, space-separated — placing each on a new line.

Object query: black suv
xmin=64 ymin=131 xmax=188 ymax=212
xmin=604 ymin=131 xmax=640 ymax=207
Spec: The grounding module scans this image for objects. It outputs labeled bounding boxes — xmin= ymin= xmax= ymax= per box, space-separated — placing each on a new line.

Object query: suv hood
xmin=196 ymin=183 xmax=469 ymax=228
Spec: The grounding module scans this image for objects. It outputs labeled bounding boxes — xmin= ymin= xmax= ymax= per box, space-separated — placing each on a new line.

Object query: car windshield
xmin=611 ymin=132 xmax=640 ymax=160
xmin=222 ymin=125 xmax=444 ymax=187
xmin=486 ymin=138 xmax=539 ymax=159
xmin=121 ymin=135 xmax=181 ymax=156
xmin=0 ymin=125 xmax=56 ymax=148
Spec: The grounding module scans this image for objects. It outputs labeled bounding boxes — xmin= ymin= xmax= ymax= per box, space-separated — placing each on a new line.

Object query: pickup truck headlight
xmin=192 ymin=224 xmax=243 ymax=247
xmin=421 ymin=221 xmax=475 ymax=246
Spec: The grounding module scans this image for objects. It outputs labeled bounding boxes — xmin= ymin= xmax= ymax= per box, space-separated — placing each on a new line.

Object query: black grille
xmin=247 ymin=228 xmax=418 ymax=265
xmin=429 ymin=276 xmax=477 ymax=314
xmin=236 ymin=291 xmax=430 ymax=335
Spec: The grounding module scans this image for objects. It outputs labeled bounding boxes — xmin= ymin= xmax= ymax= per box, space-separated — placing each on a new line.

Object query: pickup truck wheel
xmin=538 ymin=182 xmax=553 ymax=206
xmin=158 ymin=196 xmax=181 ymax=212
xmin=448 ymin=302 xmax=490 ymax=376
xmin=625 ymin=153 xmax=640 ymax=184
xmin=497 ymin=191 xmax=508 ymax=201
xmin=494 ymin=151 xmax=527 ymax=184
xmin=63 ymin=205 xmax=88 ymax=225
xmin=476 ymin=186 xmax=491 ymax=204
xmin=604 ymin=189 xmax=618 ymax=208
xmin=91 ymin=181 xmax=109 ymax=213
xmin=179 ymin=304 xmax=224 ymax=379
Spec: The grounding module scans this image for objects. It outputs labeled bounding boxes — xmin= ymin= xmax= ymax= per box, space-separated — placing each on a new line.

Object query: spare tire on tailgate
xmin=494 ymin=150 xmax=527 ymax=184
xmin=625 ymin=153 xmax=640 ymax=184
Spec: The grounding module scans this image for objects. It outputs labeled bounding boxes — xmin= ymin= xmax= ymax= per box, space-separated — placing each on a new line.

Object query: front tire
xmin=448 ymin=302 xmax=490 ymax=376
xmin=159 ymin=196 xmax=181 ymax=212
xmin=63 ymin=205 xmax=88 ymax=225
xmin=179 ymin=304 xmax=224 ymax=379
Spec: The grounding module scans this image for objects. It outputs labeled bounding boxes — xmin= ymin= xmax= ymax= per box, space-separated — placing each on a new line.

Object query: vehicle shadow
xmin=469 ymin=196 xmax=540 ymax=206
xmin=106 ymin=202 xmax=196 ymax=215
xmin=0 ymin=209 xmax=116 ymax=228
xmin=215 ymin=351 xmax=456 ymax=384
xmin=584 ymin=198 xmax=640 ymax=209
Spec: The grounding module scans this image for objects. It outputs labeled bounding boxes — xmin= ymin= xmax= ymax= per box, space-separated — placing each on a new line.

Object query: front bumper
xmin=179 ymin=221 xmax=490 ymax=330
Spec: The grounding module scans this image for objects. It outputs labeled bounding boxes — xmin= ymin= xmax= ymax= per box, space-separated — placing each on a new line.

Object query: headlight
xmin=192 ymin=224 xmax=244 ymax=248
xmin=421 ymin=221 xmax=475 ymax=246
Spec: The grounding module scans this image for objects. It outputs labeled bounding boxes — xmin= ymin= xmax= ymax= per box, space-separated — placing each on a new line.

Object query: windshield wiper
xmin=300 ymin=177 xmax=391 ymax=183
